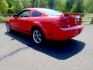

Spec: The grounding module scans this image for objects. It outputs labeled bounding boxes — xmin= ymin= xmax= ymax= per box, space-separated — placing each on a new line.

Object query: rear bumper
xmin=60 ymin=25 xmax=83 ymax=31
xmin=46 ymin=24 xmax=84 ymax=40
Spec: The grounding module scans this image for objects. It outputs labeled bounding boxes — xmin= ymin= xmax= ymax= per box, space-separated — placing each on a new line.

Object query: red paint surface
xmin=6 ymin=8 xmax=83 ymax=40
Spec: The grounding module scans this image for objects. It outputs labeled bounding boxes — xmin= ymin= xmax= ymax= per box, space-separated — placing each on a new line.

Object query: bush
xmin=0 ymin=0 xmax=8 ymax=14
xmin=84 ymin=0 xmax=93 ymax=13
xmin=66 ymin=0 xmax=75 ymax=12
xmin=12 ymin=0 xmax=23 ymax=13
xmin=55 ymin=0 xmax=66 ymax=12
xmin=0 ymin=16 xmax=7 ymax=22
xmin=71 ymin=0 xmax=84 ymax=13
xmin=90 ymin=18 xmax=93 ymax=24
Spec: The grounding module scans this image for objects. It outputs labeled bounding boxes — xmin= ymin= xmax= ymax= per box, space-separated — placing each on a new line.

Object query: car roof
xmin=22 ymin=8 xmax=62 ymax=16
xmin=23 ymin=8 xmax=52 ymax=12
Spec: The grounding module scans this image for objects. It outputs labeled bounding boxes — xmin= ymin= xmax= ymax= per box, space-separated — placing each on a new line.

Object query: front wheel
xmin=32 ymin=29 xmax=45 ymax=44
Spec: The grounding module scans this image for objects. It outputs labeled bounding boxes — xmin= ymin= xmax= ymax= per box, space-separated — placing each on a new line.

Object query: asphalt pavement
xmin=0 ymin=23 xmax=93 ymax=70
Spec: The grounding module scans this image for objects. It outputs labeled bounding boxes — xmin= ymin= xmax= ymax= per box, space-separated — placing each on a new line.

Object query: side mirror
xmin=13 ymin=14 xmax=18 ymax=18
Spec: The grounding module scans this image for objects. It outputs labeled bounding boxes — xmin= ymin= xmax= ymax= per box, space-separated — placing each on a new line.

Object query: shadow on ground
xmin=5 ymin=32 xmax=85 ymax=60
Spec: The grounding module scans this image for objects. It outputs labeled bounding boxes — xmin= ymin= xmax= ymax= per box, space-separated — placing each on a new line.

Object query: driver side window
xmin=19 ymin=11 xmax=30 ymax=17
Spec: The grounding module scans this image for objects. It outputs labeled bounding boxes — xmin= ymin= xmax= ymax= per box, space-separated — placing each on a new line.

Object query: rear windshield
xmin=40 ymin=9 xmax=62 ymax=16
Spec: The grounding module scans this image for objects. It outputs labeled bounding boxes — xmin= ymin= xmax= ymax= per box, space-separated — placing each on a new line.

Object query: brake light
xmin=59 ymin=13 xmax=82 ymax=28
xmin=75 ymin=15 xmax=81 ymax=24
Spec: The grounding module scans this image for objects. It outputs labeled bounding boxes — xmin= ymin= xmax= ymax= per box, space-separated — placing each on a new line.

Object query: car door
xmin=10 ymin=10 xmax=31 ymax=32
xmin=15 ymin=10 xmax=32 ymax=32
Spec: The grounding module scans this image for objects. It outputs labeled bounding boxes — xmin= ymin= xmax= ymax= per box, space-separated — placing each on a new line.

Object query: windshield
xmin=40 ymin=9 xmax=62 ymax=16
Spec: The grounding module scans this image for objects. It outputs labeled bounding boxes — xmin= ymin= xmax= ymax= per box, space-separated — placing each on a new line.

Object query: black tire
xmin=32 ymin=28 xmax=45 ymax=44
xmin=6 ymin=23 xmax=12 ymax=33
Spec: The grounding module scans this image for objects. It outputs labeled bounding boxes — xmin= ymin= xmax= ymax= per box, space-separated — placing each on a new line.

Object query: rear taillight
xmin=75 ymin=15 xmax=81 ymax=24
xmin=59 ymin=13 xmax=82 ymax=28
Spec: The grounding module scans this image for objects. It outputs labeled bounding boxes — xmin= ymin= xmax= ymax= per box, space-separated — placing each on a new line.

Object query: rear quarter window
xmin=32 ymin=11 xmax=41 ymax=17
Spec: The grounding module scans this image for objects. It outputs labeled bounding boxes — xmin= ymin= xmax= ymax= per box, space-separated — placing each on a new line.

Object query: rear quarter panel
xmin=29 ymin=16 xmax=60 ymax=38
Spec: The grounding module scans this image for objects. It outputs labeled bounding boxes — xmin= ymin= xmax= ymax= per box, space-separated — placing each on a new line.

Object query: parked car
xmin=6 ymin=8 xmax=83 ymax=44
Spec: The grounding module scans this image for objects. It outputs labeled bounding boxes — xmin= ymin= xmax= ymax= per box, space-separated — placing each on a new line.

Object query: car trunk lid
xmin=59 ymin=13 xmax=82 ymax=28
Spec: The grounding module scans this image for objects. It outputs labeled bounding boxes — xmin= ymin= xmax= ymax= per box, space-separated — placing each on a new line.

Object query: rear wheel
xmin=32 ymin=29 xmax=45 ymax=44
xmin=6 ymin=23 xmax=12 ymax=33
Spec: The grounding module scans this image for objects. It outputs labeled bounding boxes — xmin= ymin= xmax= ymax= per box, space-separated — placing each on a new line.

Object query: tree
xmin=21 ymin=0 xmax=30 ymax=8
xmin=0 ymin=0 xmax=8 ymax=14
xmin=71 ymin=0 xmax=84 ymax=13
xmin=84 ymin=0 xmax=93 ymax=13
xmin=55 ymin=0 xmax=66 ymax=12
xmin=12 ymin=0 xmax=23 ymax=13
xmin=39 ymin=0 xmax=46 ymax=8
xmin=66 ymin=0 xmax=75 ymax=12
xmin=6 ymin=0 xmax=13 ymax=8
xmin=31 ymin=0 xmax=35 ymax=7
xmin=48 ymin=0 xmax=56 ymax=9
xmin=6 ymin=0 xmax=13 ymax=14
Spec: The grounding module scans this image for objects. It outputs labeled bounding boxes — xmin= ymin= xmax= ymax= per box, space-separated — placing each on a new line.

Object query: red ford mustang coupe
xmin=6 ymin=8 xmax=83 ymax=44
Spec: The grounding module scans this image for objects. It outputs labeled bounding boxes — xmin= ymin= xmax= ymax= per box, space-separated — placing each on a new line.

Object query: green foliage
xmin=84 ymin=0 xmax=93 ymax=13
xmin=71 ymin=0 xmax=84 ymax=13
xmin=90 ymin=18 xmax=93 ymax=24
xmin=56 ymin=0 xmax=66 ymax=12
xmin=21 ymin=0 xmax=30 ymax=8
xmin=39 ymin=0 xmax=48 ymax=8
xmin=0 ymin=0 xmax=8 ymax=14
xmin=6 ymin=0 xmax=13 ymax=7
xmin=0 ymin=0 xmax=93 ymax=14
xmin=31 ymin=0 xmax=35 ymax=7
xmin=0 ymin=16 xmax=7 ymax=22
xmin=31 ymin=0 xmax=40 ymax=7
xmin=30 ymin=0 xmax=48 ymax=8
xmin=12 ymin=0 xmax=23 ymax=13
xmin=66 ymin=0 xmax=75 ymax=12
xmin=48 ymin=0 xmax=56 ymax=9
xmin=84 ymin=0 xmax=89 ymax=13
